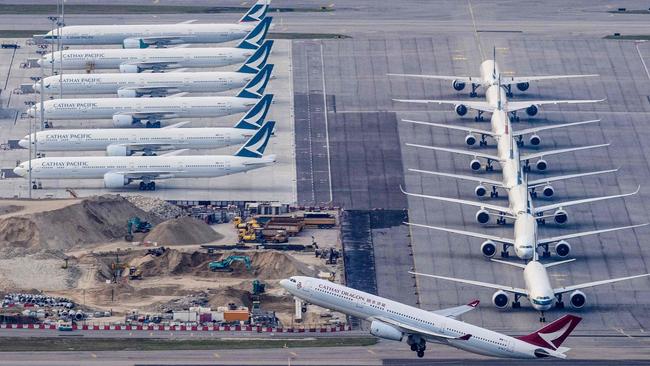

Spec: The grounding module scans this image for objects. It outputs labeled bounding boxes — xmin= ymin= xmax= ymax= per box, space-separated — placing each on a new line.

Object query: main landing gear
xmin=139 ymin=181 xmax=156 ymax=191
xmin=407 ymin=335 xmax=426 ymax=358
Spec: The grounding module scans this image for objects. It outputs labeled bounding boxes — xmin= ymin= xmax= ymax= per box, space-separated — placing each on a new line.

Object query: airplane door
xmin=506 ymin=339 xmax=514 ymax=353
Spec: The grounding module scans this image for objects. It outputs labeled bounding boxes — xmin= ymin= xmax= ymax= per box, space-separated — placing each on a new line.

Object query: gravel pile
xmin=125 ymin=196 xmax=185 ymax=220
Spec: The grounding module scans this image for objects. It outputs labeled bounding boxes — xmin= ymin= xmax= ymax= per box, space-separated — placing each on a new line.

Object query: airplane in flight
xmin=19 ymin=105 xmax=272 ymax=156
xmin=39 ymin=0 xmax=270 ymax=48
xmin=412 ymin=255 xmax=650 ymax=322
xmin=38 ymin=19 xmax=273 ymax=73
xmin=388 ymin=48 xmax=598 ymax=97
xmin=33 ymin=63 xmax=274 ymax=98
xmin=13 ymin=122 xmax=276 ymax=191
xmin=27 ymin=79 xmax=274 ymax=128
xmin=281 ymin=276 xmax=584 ymax=359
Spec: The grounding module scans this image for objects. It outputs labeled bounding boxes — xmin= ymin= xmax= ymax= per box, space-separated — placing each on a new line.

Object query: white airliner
xmin=281 ymin=276 xmax=584 ymax=359
xmin=13 ymin=122 xmax=276 ymax=191
xmin=39 ymin=19 xmax=272 ymax=73
xmin=39 ymin=0 xmax=270 ymax=48
xmin=413 ymin=255 xmax=650 ymax=322
xmin=34 ymin=63 xmax=274 ymax=98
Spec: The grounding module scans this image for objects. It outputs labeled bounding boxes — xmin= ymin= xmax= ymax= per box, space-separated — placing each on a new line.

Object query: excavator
xmin=125 ymin=217 xmax=152 ymax=241
xmin=208 ymin=255 xmax=252 ymax=272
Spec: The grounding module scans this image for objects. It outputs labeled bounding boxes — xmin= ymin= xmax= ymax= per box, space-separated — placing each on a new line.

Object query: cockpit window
xmin=289 ymin=278 xmax=296 ymax=283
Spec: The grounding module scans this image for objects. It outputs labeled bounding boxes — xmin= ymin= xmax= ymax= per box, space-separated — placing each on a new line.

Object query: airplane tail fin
xmin=238 ymin=40 xmax=274 ymax=74
xmin=237 ymin=64 xmax=274 ymax=98
xmin=517 ymin=314 xmax=582 ymax=351
xmin=237 ymin=16 xmax=272 ymax=50
xmin=233 ymin=94 xmax=273 ymax=130
xmin=239 ymin=0 xmax=271 ymax=23
xmin=234 ymin=120 xmax=275 ymax=158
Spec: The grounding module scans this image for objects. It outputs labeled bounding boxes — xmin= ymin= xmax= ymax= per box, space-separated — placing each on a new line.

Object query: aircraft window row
xmin=472 ymin=335 xmax=506 ymax=347
xmin=386 ymin=308 xmax=434 ymax=326
xmin=194 ymin=56 xmax=226 ymax=59
xmin=186 ymin=164 xmax=225 ymax=168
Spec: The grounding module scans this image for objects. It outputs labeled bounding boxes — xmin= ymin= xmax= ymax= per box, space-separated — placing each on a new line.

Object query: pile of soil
xmin=143 ymin=217 xmax=223 ymax=245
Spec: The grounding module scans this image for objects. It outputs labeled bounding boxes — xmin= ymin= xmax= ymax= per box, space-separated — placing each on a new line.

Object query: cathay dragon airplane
xmin=39 ymin=19 xmax=273 ymax=73
xmin=13 ymin=122 xmax=276 ymax=191
xmin=281 ymin=276 xmax=584 ymax=359
xmin=34 ymin=63 xmax=274 ymax=98
xmin=39 ymin=0 xmax=270 ymax=48
xmin=413 ymin=255 xmax=650 ymax=322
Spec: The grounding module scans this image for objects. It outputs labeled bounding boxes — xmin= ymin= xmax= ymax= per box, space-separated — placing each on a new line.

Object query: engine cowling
xmin=569 ymin=290 xmax=586 ymax=308
xmin=470 ymin=159 xmax=482 ymax=171
xmin=481 ymin=240 xmax=497 ymax=258
xmin=529 ymin=134 xmax=541 ymax=146
xmin=554 ymin=209 xmax=568 ymax=224
xmin=106 ymin=144 xmax=130 ymax=156
xmin=492 ymin=290 xmax=509 ymax=308
xmin=536 ymin=159 xmax=548 ymax=171
xmin=369 ymin=320 xmax=403 ymax=341
xmin=516 ymin=82 xmax=530 ymax=91
xmin=117 ymin=88 xmax=138 ymax=98
xmin=476 ymin=209 xmax=490 ymax=224
xmin=465 ymin=134 xmax=477 ymax=146
xmin=119 ymin=64 xmax=140 ymax=73
xmin=554 ymin=240 xmax=571 ymax=258
xmin=475 ymin=184 xmax=487 ymax=197
xmin=542 ymin=185 xmax=554 ymax=197
xmin=103 ymin=172 xmax=128 ymax=188
xmin=112 ymin=114 xmax=136 ymax=127
xmin=122 ymin=38 xmax=147 ymax=49
xmin=526 ymin=105 xmax=539 ymax=116
xmin=452 ymin=80 xmax=466 ymax=91
xmin=455 ymin=104 xmax=468 ymax=116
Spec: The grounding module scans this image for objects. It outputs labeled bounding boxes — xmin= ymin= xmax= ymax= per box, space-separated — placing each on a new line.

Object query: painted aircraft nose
xmin=18 ymin=138 xmax=29 ymax=149
xmin=279 ymin=279 xmax=291 ymax=290
xmin=13 ymin=166 xmax=26 ymax=177
xmin=32 ymin=83 xmax=40 ymax=93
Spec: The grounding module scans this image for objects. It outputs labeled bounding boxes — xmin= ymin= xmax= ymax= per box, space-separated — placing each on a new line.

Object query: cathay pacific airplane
xmin=39 ymin=19 xmax=273 ymax=73
xmin=281 ymin=276 xmax=583 ymax=359
xmin=13 ymin=122 xmax=276 ymax=191
xmin=39 ymin=0 xmax=270 ymax=48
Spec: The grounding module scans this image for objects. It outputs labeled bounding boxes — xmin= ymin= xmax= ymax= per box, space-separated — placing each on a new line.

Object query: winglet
xmin=237 ymin=64 xmax=274 ymax=98
xmin=238 ymin=40 xmax=274 ymax=74
xmin=237 ymin=17 xmax=272 ymax=49
xmin=239 ymin=0 xmax=271 ymax=23
xmin=467 ymin=300 xmax=480 ymax=308
xmin=457 ymin=334 xmax=472 ymax=341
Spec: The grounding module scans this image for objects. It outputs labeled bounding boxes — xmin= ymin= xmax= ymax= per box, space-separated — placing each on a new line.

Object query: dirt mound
xmin=143 ymin=217 xmax=223 ymax=246
xmin=0 ymin=205 xmax=23 ymax=216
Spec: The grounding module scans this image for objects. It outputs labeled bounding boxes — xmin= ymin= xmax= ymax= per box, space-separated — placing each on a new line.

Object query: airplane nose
xmin=279 ymin=279 xmax=290 ymax=290
xmin=32 ymin=83 xmax=40 ymax=93
xmin=37 ymin=58 xmax=43 ymax=67
xmin=18 ymin=138 xmax=29 ymax=149
xmin=13 ymin=166 xmax=26 ymax=177
xmin=27 ymin=107 xmax=35 ymax=117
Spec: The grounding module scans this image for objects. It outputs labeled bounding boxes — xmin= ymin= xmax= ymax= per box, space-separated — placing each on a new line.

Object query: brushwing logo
xmin=239 ymin=1 xmax=269 ymax=23
xmin=237 ymin=64 xmax=274 ymax=99
xmin=237 ymin=17 xmax=272 ymax=50
xmin=234 ymin=121 xmax=275 ymax=158
xmin=234 ymin=94 xmax=273 ymax=130
xmin=538 ymin=321 xmax=572 ymax=350
xmin=238 ymin=40 xmax=274 ymax=74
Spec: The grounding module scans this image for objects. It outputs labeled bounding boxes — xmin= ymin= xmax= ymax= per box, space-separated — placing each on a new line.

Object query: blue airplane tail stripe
xmin=237 ymin=17 xmax=272 ymax=50
xmin=237 ymin=64 xmax=274 ymax=98
xmin=234 ymin=120 xmax=275 ymax=157
xmin=233 ymin=94 xmax=274 ymax=130
xmin=238 ymin=40 xmax=274 ymax=74
xmin=238 ymin=0 xmax=270 ymax=23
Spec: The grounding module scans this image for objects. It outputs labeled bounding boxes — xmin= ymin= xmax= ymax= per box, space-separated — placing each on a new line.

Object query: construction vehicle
xmin=256 ymin=228 xmax=288 ymax=243
xmin=315 ymin=247 xmax=340 ymax=264
xmin=128 ymin=266 xmax=142 ymax=280
xmin=125 ymin=217 xmax=152 ymax=241
xmin=145 ymin=246 xmax=166 ymax=257
xmin=265 ymin=217 xmax=303 ymax=236
xmin=302 ymin=212 xmax=337 ymax=228
xmin=208 ymin=255 xmax=252 ymax=272
xmin=252 ymin=279 xmax=266 ymax=295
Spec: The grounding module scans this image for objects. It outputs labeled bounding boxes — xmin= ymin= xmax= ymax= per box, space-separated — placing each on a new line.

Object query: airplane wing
xmin=512 ymin=119 xmax=601 ymax=137
xmin=119 ymin=86 xmax=181 ymax=96
xmin=507 ymin=99 xmax=605 ymax=113
xmin=393 ymin=99 xmax=495 ymax=113
xmin=108 ymin=142 xmax=187 ymax=152
xmin=410 ymin=271 xmax=528 ymax=297
xmin=123 ymin=111 xmax=179 ymax=120
xmin=159 ymin=149 xmax=189 ymax=157
xmin=405 ymin=143 xmax=501 ymax=162
xmin=431 ymin=299 xmax=480 ymax=319
xmin=387 ymin=73 xmax=480 ymax=84
xmin=527 ymin=168 xmax=618 ymax=188
xmin=373 ymin=317 xmax=472 ymax=342
xmin=534 ymin=186 xmax=640 ymax=214
xmin=553 ymin=273 xmax=650 ymax=295
xmin=520 ymin=143 xmax=609 ymax=162
xmin=114 ymin=170 xmax=181 ymax=180
xmin=122 ymin=61 xmax=183 ymax=70
xmin=162 ymin=121 xmax=191 ymax=129
xmin=537 ymin=223 xmax=649 ymax=246
xmin=504 ymin=74 xmax=599 ymax=84
xmin=136 ymin=35 xmax=198 ymax=46
xmin=405 ymin=222 xmax=516 ymax=245
xmin=402 ymin=119 xmax=495 ymax=137
xmin=409 ymin=168 xmax=504 ymax=187
xmin=401 ymin=187 xmax=514 ymax=215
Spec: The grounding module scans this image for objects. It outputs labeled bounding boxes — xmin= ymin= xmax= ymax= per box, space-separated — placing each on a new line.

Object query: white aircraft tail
xmin=239 ymin=0 xmax=271 ymax=23
xmin=236 ymin=17 xmax=272 ymax=49
xmin=237 ymin=64 xmax=274 ymax=98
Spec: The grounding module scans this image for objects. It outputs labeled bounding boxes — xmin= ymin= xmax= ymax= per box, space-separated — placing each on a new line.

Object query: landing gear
xmin=530 ymin=188 xmax=538 ymax=199
xmin=407 ymin=335 xmax=426 ymax=358
xmin=417 ymin=350 xmax=425 ymax=358
xmin=145 ymin=121 xmax=162 ymax=128
xmin=485 ymin=160 xmax=494 ymax=172
xmin=479 ymin=134 xmax=488 ymax=147
xmin=541 ymin=244 xmax=551 ymax=258
xmin=496 ymin=215 xmax=506 ymax=225
xmin=555 ymin=294 xmax=564 ymax=309
xmin=523 ymin=160 xmax=531 ymax=172
xmin=490 ymin=186 xmax=499 ymax=198
xmin=469 ymin=83 xmax=479 ymax=98
xmin=516 ymin=136 xmax=524 ymax=147
xmin=509 ymin=111 xmax=520 ymax=122
xmin=539 ymin=312 xmax=546 ymax=323
xmin=138 ymin=181 xmax=156 ymax=191
xmin=504 ymin=84 xmax=513 ymax=98
xmin=500 ymin=244 xmax=510 ymax=258
xmin=474 ymin=110 xmax=485 ymax=122
xmin=512 ymin=294 xmax=521 ymax=308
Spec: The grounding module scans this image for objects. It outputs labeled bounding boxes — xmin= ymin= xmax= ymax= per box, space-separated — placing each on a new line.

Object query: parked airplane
xmin=281 ymin=276 xmax=583 ymax=359
xmin=388 ymin=48 xmax=597 ymax=97
xmin=39 ymin=19 xmax=273 ymax=73
xmin=27 ymin=79 xmax=274 ymax=128
xmin=13 ymin=122 xmax=276 ymax=191
xmin=34 ymin=63 xmax=274 ymax=98
xmin=412 ymin=256 xmax=650 ymax=322
xmin=19 ymin=104 xmax=272 ymax=156
xmin=40 ymin=0 xmax=270 ymax=48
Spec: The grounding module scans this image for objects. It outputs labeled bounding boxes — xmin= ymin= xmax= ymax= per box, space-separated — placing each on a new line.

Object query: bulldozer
xmin=128 ymin=266 xmax=142 ymax=280
xmin=208 ymin=255 xmax=252 ymax=272
xmin=125 ymin=217 xmax=152 ymax=241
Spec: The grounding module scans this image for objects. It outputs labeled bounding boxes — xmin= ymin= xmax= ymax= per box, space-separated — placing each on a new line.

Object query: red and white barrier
xmin=0 ymin=323 xmax=351 ymax=333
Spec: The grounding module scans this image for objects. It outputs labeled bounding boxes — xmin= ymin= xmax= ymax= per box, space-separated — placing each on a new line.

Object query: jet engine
xmin=569 ymin=290 xmax=586 ymax=308
xmin=516 ymin=82 xmax=530 ymax=91
xmin=119 ymin=64 xmax=140 ymax=73
xmin=475 ymin=184 xmax=487 ymax=197
xmin=492 ymin=290 xmax=509 ymax=308
xmin=106 ymin=144 xmax=130 ymax=156
xmin=452 ymin=80 xmax=466 ymax=91
xmin=536 ymin=159 xmax=548 ymax=171
xmin=122 ymin=38 xmax=146 ymax=49
xmin=554 ymin=209 xmax=568 ymax=224
xmin=455 ymin=104 xmax=468 ymax=116
xmin=529 ymin=134 xmax=541 ymax=146
xmin=542 ymin=185 xmax=555 ymax=197
xmin=369 ymin=320 xmax=403 ymax=342
xmin=103 ymin=172 xmax=128 ymax=188
xmin=117 ymin=89 xmax=138 ymax=98
xmin=470 ymin=159 xmax=482 ymax=171
xmin=112 ymin=114 xmax=136 ymax=127
xmin=526 ymin=105 xmax=539 ymax=116
xmin=465 ymin=134 xmax=477 ymax=146
xmin=481 ymin=240 xmax=497 ymax=258
xmin=554 ymin=240 xmax=571 ymax=258
xmin=476 ymin=209 xmax=490 ymax=224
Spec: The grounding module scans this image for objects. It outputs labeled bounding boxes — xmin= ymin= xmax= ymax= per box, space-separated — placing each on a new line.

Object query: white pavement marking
xmin=319 ymin=42 xmax=334 ymax=204
xmin=634 ymin=41 xmax=650 ymax=81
